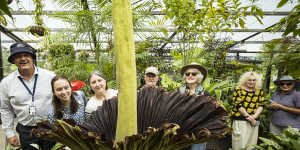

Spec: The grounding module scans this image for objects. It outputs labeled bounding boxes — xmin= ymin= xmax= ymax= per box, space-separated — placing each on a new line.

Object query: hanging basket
xmin=29 ymin=26 xmax=45 ymax=36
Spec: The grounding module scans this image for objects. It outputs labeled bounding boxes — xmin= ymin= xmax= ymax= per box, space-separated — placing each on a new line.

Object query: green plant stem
xmin=112 ymin=0 xmax=138 ymax=142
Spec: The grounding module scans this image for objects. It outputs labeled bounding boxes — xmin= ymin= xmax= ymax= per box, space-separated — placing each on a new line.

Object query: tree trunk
xmin=112 ymin=0 xmax=138 ymax=142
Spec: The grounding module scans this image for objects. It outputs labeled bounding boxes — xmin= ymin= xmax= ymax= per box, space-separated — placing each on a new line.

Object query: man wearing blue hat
xmin=0 ymin=42 xmax=56 ymax=149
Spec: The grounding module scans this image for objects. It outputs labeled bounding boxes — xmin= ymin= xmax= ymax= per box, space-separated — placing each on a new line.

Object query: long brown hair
xmin=51 ymin=75 xmax=79 ymax=119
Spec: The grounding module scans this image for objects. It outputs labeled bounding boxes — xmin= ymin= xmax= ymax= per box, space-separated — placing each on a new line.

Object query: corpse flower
xmin=32 ymin=87 xmax=230 ymax=150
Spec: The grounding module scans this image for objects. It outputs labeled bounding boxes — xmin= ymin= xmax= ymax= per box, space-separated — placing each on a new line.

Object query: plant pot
xmin=29 ymin=26 xmax=45 ymax=36
xmin=7 ymin=0 xmax=13 ymax=5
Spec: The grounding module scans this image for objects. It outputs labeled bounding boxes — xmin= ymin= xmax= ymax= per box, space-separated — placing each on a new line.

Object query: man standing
xmin=268 ymin=75 xmax=300 ymax=134
xmin=178 ymin=62 xmax=208 ymax=150
xmin=138 ymin=66 xmax=161 ymax=89
xmin=0 ymin=43 xmax=55 ymax=150
xmin=144 ymin=66 xmax=160 ymax=87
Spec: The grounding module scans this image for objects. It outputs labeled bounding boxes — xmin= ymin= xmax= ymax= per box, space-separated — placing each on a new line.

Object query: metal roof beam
xmin=0 ymin=40 xmax=269 ymax=44
xmin=6 ymin=27 xmax=285 ymax=33
xmin=0 ymin=24 xmax=36 ymax=52
xmin=10 ymin=10 xmax=290 ymax=16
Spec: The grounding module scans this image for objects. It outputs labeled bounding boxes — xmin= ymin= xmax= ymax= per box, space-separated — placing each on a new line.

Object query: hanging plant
xmin=26 ymin=0 xmax=46 ymax=36
xmin=29 ymin=25 xmax=45 ymax=36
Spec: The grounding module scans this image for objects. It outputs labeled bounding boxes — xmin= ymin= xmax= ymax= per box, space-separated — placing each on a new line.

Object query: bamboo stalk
xmin=112 ymin=0 xmax=138 ymax=142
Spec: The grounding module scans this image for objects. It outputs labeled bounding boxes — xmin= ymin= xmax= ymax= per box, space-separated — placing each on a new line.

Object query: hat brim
xmin=145 ymin=72 xmax=157 ymax=76
xmin=181 ymin=64 xmax=207 ymax=81
xmin=8 ymin=50 xmax=36 ymax=63
xmin=274 ymin=79 xmax=296 ymax=85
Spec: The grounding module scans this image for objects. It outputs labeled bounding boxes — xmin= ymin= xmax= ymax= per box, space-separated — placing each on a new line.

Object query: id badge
xmin=29 ymin=105 xmax=36 ymax=116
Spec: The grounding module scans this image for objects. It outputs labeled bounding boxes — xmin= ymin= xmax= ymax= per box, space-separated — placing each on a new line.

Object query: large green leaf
xmin=0 ymin=0 xmax=12 ymax=18
xmin=277 ymin=0 xmax=289 ymax=8
xmin=259 ymin=137 xmax=282 ymax=149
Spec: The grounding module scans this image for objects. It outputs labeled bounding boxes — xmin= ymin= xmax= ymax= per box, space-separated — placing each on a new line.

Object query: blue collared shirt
xmin=271 ymin=90 xmax=300 ymax=128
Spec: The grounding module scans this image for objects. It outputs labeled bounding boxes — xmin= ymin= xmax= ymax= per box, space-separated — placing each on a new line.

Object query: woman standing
xmin=47 ymin=75 xmax=85 ymax=125
xmin=177 ymin=62 xmax=209 ymax=150
xmin=85 ymin=71 xmax=118 ymax=118
xmin=231 ymin=72 xmax=264 ymax=150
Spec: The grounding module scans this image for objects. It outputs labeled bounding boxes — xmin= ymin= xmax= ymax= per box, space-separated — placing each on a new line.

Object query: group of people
xmin=0 ymin=42 xmax=299 ymax=150
xmin=0 ymin=43 xmax=118 ymax=149
xmin=231 ymin=73 xmax=300 ymax=150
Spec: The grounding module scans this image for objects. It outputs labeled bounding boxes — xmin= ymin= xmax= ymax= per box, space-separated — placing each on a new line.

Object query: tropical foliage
xmin=259 ymin=37 xmax=300 ymax=78
xmin=273 ymin=0 xmax=300 ymax=37
xmin=253 ymin=127 xmax=300 ymax=150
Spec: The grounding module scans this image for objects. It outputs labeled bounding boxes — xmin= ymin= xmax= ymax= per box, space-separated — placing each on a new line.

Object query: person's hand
xmin=8 ymin=136 xmax=20 ymax=147
xmin=268 ymin=103 xmax=283 ymax=110
xmin=246 ymin=115 xmax=257 ymax=126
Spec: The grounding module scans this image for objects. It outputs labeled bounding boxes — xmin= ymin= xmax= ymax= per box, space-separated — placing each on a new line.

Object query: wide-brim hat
xmin=274 ymin=75 xmax=296 ymax=85
xmin=8 ymin=42 xmax=36 ymax=63
xmin=181 ymin=62 xmax=208 ymax=81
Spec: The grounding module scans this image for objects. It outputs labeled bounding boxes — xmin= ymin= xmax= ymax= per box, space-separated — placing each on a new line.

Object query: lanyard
xmin=18 ymin=74 xmax=38 ymax=102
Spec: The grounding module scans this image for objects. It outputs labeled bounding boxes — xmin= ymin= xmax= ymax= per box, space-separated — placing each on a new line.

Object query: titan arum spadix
xmin=112 ymin=0 xmax=137 ymax=142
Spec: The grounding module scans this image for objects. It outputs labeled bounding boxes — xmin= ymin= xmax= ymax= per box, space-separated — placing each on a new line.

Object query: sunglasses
xmin=280 ymin=82 xmax=293 ymax=86
xmin=185 ymin=72 xmax=198 ymax=76
xmin=146 ymin=73 xmax=156 ymax=77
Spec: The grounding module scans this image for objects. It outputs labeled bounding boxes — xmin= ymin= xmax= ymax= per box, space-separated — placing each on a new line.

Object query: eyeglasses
xmin=146 ymin=73 xmax=156 ymax=77
xmin=185 ymin=72 xmax=198 ymax=76
xmin=280 ymin=82 xmax=293 ymax=86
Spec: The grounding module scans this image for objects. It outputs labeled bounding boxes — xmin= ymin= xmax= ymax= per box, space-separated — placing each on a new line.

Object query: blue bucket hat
xmin=8 ymin=42 xmax=36 ymax=63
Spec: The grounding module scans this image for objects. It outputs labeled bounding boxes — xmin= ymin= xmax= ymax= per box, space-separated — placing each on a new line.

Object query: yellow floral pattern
xmin=231 ymin=88 xmax=264 ymax=118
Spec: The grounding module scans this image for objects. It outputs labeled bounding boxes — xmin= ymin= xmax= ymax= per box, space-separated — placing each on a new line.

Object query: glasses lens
xmin=280 ymin=83 xmax=292 ymax=86
xmin=185 ymin=72 xmax=198 ymax=76
xmin=191 ymin=73 xmax=197 ymax=76
xmin=146 ymin=73 xmax=156 ymax=77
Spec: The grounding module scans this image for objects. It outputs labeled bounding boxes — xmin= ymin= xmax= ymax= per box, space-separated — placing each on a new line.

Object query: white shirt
xmin=0 ymin=67 xmax=55 ymax=138
xmin=85 ymin=89 xmax=118 ymax=114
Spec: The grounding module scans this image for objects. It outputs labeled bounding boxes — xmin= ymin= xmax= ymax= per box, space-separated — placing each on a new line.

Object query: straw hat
xmin=180 ymin=62 xmax=207 ymax=81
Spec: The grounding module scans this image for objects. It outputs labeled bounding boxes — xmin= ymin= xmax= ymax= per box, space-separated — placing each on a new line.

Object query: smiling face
xmin=184 ymin=68 xmax=203 ymax=84
xmin=90 ymin=74 xmax=107 ymax=94
xmin=144 ymin=73 xmax=159 ymax=86
xmin=53 ymin=79 xmax=72 ymax=105
xmin=279 ymin=81 xmax=295 ymax=92
xmin=12 ymin=52 xmax=34 ymax=72
xmin=245 ymin=76 xmax=256 ymax=89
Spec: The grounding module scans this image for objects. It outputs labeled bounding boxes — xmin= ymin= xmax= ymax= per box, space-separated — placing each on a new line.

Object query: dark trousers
xmin=16 ymin=123 xmax=55 ymax=150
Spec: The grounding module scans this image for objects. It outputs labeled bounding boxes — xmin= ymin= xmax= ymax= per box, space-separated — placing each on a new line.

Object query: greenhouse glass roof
xmin=0 ymin=0 xmax=298 ymax=59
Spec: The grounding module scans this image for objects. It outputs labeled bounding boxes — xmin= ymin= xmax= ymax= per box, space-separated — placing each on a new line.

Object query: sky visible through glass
xmin=0 ymin=0 xmax=297 ymax=59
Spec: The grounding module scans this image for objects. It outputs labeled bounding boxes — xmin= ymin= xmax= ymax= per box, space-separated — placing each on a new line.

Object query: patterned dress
xmin=48 ymin=94 xmax=85 ymax=125
xmin=231 ymin=88 xmax=264 ymax=120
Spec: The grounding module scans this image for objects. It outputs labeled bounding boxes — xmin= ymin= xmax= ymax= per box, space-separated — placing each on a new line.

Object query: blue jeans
xmin=191 ymin=143 xmax=206 ymax=150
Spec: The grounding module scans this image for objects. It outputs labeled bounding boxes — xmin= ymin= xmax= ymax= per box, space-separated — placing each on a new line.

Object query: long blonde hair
xmin=238 ymin=71 xmax=262 ymax=90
